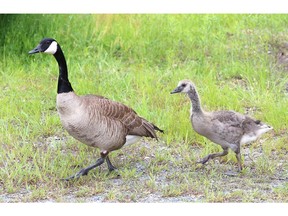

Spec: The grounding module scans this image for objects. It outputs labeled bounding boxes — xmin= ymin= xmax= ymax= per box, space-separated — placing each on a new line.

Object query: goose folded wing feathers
xmin=84 ymin=95 xmax=158 ymax=139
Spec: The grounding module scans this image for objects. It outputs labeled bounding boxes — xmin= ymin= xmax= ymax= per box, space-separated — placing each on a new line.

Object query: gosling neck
xmin=187 ymin=87 xmax=203 ymax=114
xmin=53 ymin=45 xmax=74 ymax=94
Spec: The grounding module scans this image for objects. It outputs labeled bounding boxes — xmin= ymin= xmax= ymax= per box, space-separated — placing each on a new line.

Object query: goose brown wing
xmin=85 ymin=95 xmax=159 ymax=139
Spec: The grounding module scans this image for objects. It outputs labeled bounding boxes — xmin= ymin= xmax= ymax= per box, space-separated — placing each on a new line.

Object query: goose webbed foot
xmin=63 ymin=168 xmax=90 ymax=181
xmin=62 ymin=157 xmax=105 ymax=181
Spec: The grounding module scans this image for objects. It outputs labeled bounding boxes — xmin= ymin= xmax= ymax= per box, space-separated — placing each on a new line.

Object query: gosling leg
xmin=197 ymin=148 xmax=228 ymax=164
xmin=235 ymin=152 xmax=243 ymax=172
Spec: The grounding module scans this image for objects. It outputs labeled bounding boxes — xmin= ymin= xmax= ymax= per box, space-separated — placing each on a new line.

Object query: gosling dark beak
xmin=170 ymin=86 xmax=182 ymax=94
xmin=28 ymin=45 xmax=41 ymax=54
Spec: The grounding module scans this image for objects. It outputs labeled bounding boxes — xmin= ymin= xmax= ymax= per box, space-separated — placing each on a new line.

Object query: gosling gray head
xmin=170 ymin=80 xmax=195 ymax=94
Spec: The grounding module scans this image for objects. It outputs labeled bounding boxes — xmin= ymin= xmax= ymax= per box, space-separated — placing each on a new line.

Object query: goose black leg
xmin=197 ymin=147 xmax=228 ymax=165
xmin=106 ymin=156 xmax=117 ymax=172
xmin=63 ymin=151 xmax=108 ymax=181
xmin=63 ymin=157 xmax=105 ymax=181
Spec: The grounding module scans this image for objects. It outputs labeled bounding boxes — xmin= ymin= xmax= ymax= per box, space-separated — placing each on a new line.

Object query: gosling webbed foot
xmin=224 ymin=170 xmax=240 ymax=177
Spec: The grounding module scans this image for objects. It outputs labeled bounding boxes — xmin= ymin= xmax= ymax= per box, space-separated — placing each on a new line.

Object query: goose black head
xmin=29 ymin=38 xmax=58 ymax=55
xmin=171 ymin=79 xmax=194 ymax=94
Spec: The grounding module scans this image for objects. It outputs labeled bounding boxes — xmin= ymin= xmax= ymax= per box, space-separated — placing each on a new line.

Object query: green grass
xmin=1 ymin=14 xmax=288 ymax=202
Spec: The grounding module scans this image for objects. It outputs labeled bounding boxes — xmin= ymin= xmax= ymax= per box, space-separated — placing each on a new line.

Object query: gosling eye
xmin=181 ymin=83 xmax=186 ymax=87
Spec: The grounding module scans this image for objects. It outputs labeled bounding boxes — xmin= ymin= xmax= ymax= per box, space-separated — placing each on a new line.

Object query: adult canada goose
xmin=171 ymin=80 xmax=273 ymax=172
xmin=28 ymin=38 xmax=163 ymax=180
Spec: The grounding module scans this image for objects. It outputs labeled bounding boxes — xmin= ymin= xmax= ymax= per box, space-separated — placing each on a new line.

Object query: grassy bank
xmin=0 ymin=14 xmax=288 ymax=202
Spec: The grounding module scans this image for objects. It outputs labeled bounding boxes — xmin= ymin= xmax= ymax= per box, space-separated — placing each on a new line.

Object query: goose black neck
xmin=53 ymin=46 xmax=73 ymax=94
xmin=187 ymin=88 xmax=203 ymax=114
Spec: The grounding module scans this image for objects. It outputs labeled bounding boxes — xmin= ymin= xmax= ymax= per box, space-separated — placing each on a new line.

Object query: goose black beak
xmin=28 ymin=45 xmax=41 ymax=54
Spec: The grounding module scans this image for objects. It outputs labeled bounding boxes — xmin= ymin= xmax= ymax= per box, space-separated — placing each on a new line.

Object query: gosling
xmin=171 ymin=79 xmax=273 ymax=172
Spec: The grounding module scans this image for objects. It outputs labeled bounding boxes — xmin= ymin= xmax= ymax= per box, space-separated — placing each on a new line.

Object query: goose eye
xmin=181 ymin=83 xmax=186 ymax=87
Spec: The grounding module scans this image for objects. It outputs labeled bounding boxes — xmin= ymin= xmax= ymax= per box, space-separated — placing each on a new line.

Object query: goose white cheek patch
xmin=44 ymin=41 xmax=58 ymax=54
